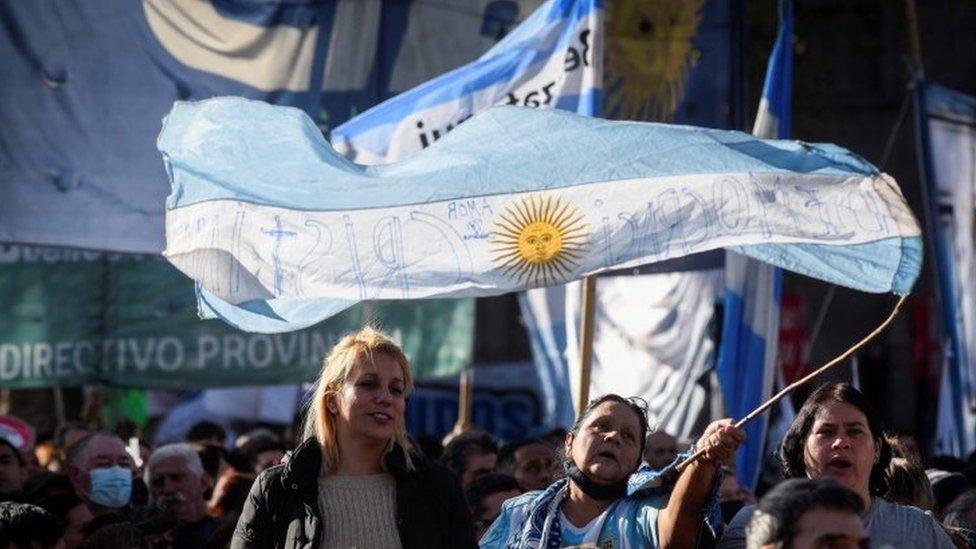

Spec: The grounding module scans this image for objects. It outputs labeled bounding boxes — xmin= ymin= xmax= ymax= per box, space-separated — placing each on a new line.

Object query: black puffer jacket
xmin=230 ymin=438 xmax=477 ymax=549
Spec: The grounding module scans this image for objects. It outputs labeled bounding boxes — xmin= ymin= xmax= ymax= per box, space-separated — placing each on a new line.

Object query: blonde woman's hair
xmin=302 ymin=326 xmax=414 ymax=471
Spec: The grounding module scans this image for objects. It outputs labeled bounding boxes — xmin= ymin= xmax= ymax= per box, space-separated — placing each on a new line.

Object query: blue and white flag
xmin=519 ymin=0 xmax=738 ymax=433
xmin=916 ymin=82 xmax=976 ymax=457
xmin=717 ymin=0 xmax=793 ymax=489
xmin=191 ymin=0 xmax=603 ymax=332
xmin=331 ymin=0 xmax=602 ymax=164
xmin=160 ymin=98 xmax=921 ymax=309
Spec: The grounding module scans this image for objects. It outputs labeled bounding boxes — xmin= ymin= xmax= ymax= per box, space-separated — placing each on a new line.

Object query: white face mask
xmin=88 ymin=466 xmax=132 ymax=508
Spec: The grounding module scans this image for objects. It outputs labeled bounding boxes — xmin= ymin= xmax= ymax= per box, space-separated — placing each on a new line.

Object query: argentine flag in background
xmin=331 ymin=0 xmax=602 ymax=163
xmin=717 ymin=0 xmax=794 ymax=490
xmin=194 ymin=0 xmax=603 ymax=332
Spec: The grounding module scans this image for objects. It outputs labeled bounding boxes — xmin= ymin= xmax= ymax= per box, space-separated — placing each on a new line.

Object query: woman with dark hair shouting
xmin=231 ymin=327 xmax=476 ymax=549
xmin=481 ymin=394 xmax=745 ymax=548
xmin=718 ymin=382 xmax=953 ymax=548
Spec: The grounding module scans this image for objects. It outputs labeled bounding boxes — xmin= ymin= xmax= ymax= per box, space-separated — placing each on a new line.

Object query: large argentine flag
xmin=193 ymin=0 xmax=603 ymax=332
xmin=160 ymin=98 xmax=922 ymax=311
xmin=718 ymin=0 xmax=793 ymax=490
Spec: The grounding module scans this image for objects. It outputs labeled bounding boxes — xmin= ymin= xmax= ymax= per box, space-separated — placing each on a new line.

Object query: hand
xmin=695 ymin=419 xmax=746 ymax=466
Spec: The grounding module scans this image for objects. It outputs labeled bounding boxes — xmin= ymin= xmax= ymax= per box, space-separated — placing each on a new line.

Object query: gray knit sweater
xmin=317 ymin=474 xmax=402 ymax=549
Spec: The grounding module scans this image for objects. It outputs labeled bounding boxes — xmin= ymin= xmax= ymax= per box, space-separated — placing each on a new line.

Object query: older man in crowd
xmin=64 ymin=432 xmax=134 ymax=516
xmin=145 ymin=443 xmax=222 ymax=548
xmin=0 ymin=438 xmax=28 ymax=502
xmin=744 ymin=478 xmax=867 ymax=549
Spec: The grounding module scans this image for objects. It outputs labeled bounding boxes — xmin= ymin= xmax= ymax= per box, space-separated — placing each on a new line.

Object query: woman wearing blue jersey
xmin=480 ymin=394 xmax=744 ymax=548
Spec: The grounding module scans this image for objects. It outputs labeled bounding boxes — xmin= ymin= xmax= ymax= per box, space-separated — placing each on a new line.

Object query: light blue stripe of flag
xmin=718 ymin=0 xmax=793 ymax=490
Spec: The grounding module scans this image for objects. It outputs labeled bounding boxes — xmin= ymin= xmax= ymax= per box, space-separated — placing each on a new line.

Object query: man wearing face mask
xmin=65 ymin=432 xmax=135 ymax=516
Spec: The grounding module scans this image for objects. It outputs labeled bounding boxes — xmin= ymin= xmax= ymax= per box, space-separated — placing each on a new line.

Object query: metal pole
xmin=576 ymin=276 xmax=597 ymax=417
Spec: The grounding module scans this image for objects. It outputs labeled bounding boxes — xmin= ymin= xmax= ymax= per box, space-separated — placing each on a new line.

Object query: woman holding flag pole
xmin=480 ymin=394 xmax=745 ymax=548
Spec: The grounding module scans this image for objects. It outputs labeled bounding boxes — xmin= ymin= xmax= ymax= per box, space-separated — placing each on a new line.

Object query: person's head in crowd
xmin=564 ymin=395 xmax=650 ymax=496
xmin=927 ymin=469 xmax=973 ymax=518
xmin=0 ymin=501 xmax=65 ymax=549
xmin=51 ymin=422 xmax=92 ymax=473
xmin=719 ymin=464 xmax=757 ymax=524
xmin=144 ymin=443 xmax=210 ymax=526
xmin=29 ymin=492 xmax=93 ymax=549
xmin=643 ymin=430 xmax=678 ymax=470
xmin=53 ymin=423 xmax=92 ymax=455
xmin=207 ymin=469 xmax=255 ymax=519
xmin=497 ymin=439 xmax=553 ymax=492
xmin=779 ymin=382 xmax=892 ymax=507
xmin=442 ymin=431 xmax=499 ymax=487
xmin=245 ymin=438 xmax=286 ymax=473
xmin=0 ymin=438 xmax=27 ymax=502
xmin=745 ymin=478 xmax=867 ymax=549
xmin=192 ymin=443 xmax=230 ymax=487
xmin=887 ymin=433 xmax=922 ymax=465
xmin=234 ymin=429 xmax=281 ymax=473
xmin=885 ymin=456 xmax=934 ymax=510
xmin=464 ymin=473 xmax=521 ymax=539
xmin=64 ymin=433 xmax=134 ymax=514
xmin=302 ymin=326 xmax=415 ymax=470
xmin=943 ymin=489 xmax=976 ymax=531
xmin=186 ymin=421 xmax=226 ymax=447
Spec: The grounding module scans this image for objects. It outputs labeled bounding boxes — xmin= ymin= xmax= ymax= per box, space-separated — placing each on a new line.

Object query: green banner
xmin=0 ymin=245 xmax=473 ymax=389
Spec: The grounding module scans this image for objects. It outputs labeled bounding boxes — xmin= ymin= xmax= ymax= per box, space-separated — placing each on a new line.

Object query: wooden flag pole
xmin=456 ymin=366 xmax=473 ymax=430
xmin=576 ymin=276 xmax=598 ymax=417
xmin=675 ymin=294 xmax=908 ymax=472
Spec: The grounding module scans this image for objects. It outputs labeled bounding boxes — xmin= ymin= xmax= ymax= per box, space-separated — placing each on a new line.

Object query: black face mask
xmin=565 ymin=460 xmax=629 ymax=500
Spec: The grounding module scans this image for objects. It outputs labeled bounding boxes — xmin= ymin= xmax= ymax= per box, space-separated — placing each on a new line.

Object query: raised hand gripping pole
xmin=675 ymin=294 xmax=908 ymax=472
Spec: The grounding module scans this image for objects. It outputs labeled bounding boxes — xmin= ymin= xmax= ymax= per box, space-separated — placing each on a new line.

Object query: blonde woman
xmin=232 ymin=327 xmax=477 ymax=549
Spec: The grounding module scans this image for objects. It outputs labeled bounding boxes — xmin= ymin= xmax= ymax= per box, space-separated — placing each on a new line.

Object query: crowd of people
xmin=1 ymin=326 xmax=975 ymax=548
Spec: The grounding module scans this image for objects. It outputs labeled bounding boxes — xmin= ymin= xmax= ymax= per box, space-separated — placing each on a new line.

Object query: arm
xmin=657 ymin=419 xmax=745 ymax=549
xmin=230 ymin=473 xmax=275 ymax=549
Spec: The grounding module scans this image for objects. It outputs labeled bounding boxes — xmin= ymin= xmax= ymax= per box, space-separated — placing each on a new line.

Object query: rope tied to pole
xmin=675 ymin=293 xmax=909 ymax=472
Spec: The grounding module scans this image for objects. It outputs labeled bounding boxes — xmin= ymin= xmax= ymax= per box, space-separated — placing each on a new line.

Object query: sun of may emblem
xmin=491 ymin=196 xmax=588 ymax=286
